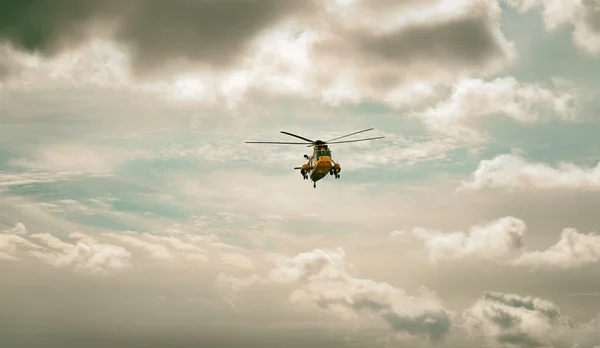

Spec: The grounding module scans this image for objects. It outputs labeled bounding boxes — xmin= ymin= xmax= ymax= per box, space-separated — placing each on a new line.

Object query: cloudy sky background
xmin=2 ymin=0 xmax=600 ymax=347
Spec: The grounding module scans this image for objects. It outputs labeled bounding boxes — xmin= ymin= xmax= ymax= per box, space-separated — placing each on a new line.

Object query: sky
xmin=1 ymin=0 xmax=600 ymax=347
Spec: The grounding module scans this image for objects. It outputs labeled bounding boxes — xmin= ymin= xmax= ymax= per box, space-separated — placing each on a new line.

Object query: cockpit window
xmin=316 ymin=149 xmax=331 ymax=158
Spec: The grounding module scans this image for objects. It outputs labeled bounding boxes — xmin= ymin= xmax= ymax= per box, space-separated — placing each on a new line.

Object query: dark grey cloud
xmin=0 ymin=44 xmax=21 ymax=79
xmin=355 ymin=17 xmax=505 ymax=68
xmin=0 ymin=0 xmax=121 ymax=54
xmin=481 ymin=291 xmax=572 ymax=325
xmin=462 ymin=291 xmax=600 ymax=348
xmin=0 ymin=0 xmax=516 ymax=107
xmin=0 ymin=55 xmax=14 ymax=79
xmin=0 ymin=0 xmax=314 ymax=78
xmin=352 ymin=0 xmax=440 ymax=12
xmin=310 ymin=1 xmax=513 ymax=95
xmin=582 ymin=0 xmax=600 ymax=32
xmin=0 ymin=0 xmax=512 ymax=81
xmin=259 ymin=248 xmax=454 ymax=342
xmin=112 ymin=0 xmax=315 ymax=78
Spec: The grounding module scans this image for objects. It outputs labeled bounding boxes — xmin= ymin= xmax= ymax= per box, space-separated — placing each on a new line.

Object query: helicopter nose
xmin=319 ymin=159 xmax=332 ymax=170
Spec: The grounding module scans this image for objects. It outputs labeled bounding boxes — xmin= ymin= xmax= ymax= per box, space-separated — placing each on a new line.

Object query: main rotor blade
xmin=280 ymin=131 xmax=315 ymax=143
xmin=325 ymin=128 xmax=374 ymax=142
xmin=326 ymin=136 xmax=385 ymax=144
xmin=245 ymin=141 xmax=311 ymax=145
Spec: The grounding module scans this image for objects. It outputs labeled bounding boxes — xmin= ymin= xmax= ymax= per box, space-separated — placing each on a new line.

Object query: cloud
xmin=0 ymin=0 xmax=313 ymax=77
xmin=8 ymin=143 xmax=130 ymax=173
xmin=0 ymin=170 xmax=104 ymax=187
xmin=332 ymin=135 xmax=458 ymax=171
xmin=178 ymin=169 xmax=389 ymax=226
xmin=0 ymin=44 xmax=21 ymax=79
xmin=28 ymin=232 xmax=132 ymax=274
xmin=0 ymin=0 xmax=516 ymax=109
xmin=145 ymin=234 xmax=208 ymax=258
xmin=117 ymin=0 xmax=316 ymax=78
xmin=0 ymin=143 xmax=135 ymax=189
xmin=462 ymin=291 xmax=600 ymax=348
xmin=0 ymin=252 xmax=18 ymax=260
xmin=102 ymin=232 xmax=174 ymax=260
xmin=133 ymin=130 xmax=453 ymax=171
xmin=458 ymin=153 xmax=600 ymax=192
xmin=389 ymin=230 xmax=405 ymax=237
xmin=0 ymin=218 xmax=222 ymax=272
xmin=102 ymin=230 xmax=214 ymax=262
xmin=508 ymin=227 xmax=600 ymax=269
xmin=7 ymin=222 xmax=27 ymax=235
xmin=506 ymin=0 xmax=600 ymax=56
xmin=221 ymin=253 xmax=255 ymax=269
xmin=222 ymin=248 xmax=454 ymax=342
xmin=396 ymin=215 xmax=600 ymax=270
xmin=217 ymin=273 xmax=262 ymax=292
xmin=0 ymin=198 xmax=267 ymax=275
xmin=294 ymin=0 xmax=515 ymax=107
xmin=413 ymin=77 xmax=578 ymax=142
xmin=2 ymin=3 xmax=600 ymax=345
xmin=0 ymin=223 xmax=44 ymax=260
xmin=404 ymin=216 xmax=526 ymax=262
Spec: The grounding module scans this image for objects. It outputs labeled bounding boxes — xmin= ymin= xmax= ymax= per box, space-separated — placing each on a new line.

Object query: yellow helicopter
xmin=245 ymin=128 xmax=384 ymax=188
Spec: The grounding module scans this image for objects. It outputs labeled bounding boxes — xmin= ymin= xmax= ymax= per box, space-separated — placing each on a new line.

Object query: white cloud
xmin=0 ymin=211 xmax=253 ymax=272
xmin=0 ymin=144 xmax=136 ymax=190
xmin=28 ymin=232 xmax=132 ymax=274
xmin=220 ymin=253 xmax=255 ymax=269
xmin=217 ymin=273 xmax=262 ymax=292
xmin=88 ymin=196 xmax=117 ymax=209
xmin=102 ymin=232 xmax=174 ymax=260
xmin=133 ymin=130 xmax=453 ymax=172
xmin=102 ymin=229 xmax=217 ymax=263
xmin=0 ymin=223 xmax=44 ymax=260
xmin=144 ymin=234 xmax=207 ymax=254
xmin=332 ymin=135 xmax=458 ymax=171
xmin=28 ymin=233 xmax=73 ymax=251
xmin=396 ymin=215 xmax=600 ymax=270
xmin=7 ymin=222 xmax=27 ymax=235
xmin=506 ymin=0 xmax=600 ymax=56
xmin=414 ymin=77 xmax=578 ymax=142
xmin=406 ymin=216 xmax=526 ymax=262
xmin=179 ymin=169 xmax=386 ymax=226
xmin=389 ymin=230 xmax=405 ymax=237
xmin=508 ymin=228 xmax=600 ymax=269
xmin=459 ymin=153 xmax=600 ymax=192
xmin=0 ymin=252 xmax=18 ymax=261
xmin=9 ymin=143 xmax=129 ymax=174
xmin=0 ymin=170 xmax=103 ymax=187
xmin=260 ymin=214 xmax=285 ymax=222
xmin=184 ymin=252 xmax=209 ymax=262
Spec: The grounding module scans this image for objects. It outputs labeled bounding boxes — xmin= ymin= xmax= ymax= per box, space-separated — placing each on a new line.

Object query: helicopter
xmin=245 ymin=128 xmax=384 ymax=188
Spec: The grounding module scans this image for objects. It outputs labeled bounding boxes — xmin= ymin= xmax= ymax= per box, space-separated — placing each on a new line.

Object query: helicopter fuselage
xmin=299 ymin=144 xmax=341 ymax=186
xmin=310 ymin=155 xmax=333 ymax=182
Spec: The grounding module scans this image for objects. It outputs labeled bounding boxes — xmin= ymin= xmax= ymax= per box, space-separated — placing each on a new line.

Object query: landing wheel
xmin=313 ymin=182 xmax=316 ymax=188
